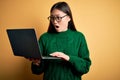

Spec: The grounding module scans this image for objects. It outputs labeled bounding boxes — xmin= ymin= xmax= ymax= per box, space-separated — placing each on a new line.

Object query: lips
xmin=55 ymin=26 xmax=59 ymax=28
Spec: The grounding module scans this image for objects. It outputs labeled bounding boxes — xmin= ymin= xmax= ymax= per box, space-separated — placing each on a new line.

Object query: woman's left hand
xmin=50 ymin=52 xmax=70 ymax=61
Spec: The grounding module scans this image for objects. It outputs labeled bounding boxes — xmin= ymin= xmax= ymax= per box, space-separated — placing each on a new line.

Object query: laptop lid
xmin=6 ymin=28 xmax=42 ymax=59
xmin=6 ymin=28 xmax=61 ymax=59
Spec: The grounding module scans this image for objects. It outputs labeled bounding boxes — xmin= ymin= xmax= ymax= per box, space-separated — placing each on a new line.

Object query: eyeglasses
xmin=48 ymin=15 xmax=67 ymax=22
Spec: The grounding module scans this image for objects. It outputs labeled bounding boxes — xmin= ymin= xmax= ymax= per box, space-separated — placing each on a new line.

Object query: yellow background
xmin=0 ymin=0 xmax=120 ymax=80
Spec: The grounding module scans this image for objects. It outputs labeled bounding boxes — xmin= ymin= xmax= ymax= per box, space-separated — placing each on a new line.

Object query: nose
xmin=52 ymin=19 xmax=58 ymax=24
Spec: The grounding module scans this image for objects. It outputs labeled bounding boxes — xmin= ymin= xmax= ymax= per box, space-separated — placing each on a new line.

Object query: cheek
xmin=59 ymin=22 xmax=68 ymax=28
xmin=63 ymin=20 xmax=69 ymax=27
xmin=61 ymin=19 xmax=69 ymax=26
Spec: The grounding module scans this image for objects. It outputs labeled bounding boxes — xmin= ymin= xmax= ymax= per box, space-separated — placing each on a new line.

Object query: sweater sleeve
xmin=69 ymin=33 xmax=91 ymax=75
xmin=31 ymin=60 xmax=45 ymax=75
xmin=31 ymin=35 xmax=45 ymax=75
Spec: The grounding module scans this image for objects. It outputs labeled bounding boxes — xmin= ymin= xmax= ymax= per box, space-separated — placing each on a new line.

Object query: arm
xmin=69 ymin=34 xmax=91 ymax=75
xmin=50 ymin=33 xmax=91 ymax=75
xmin=31 ymin=60 xmax=45 ymax=75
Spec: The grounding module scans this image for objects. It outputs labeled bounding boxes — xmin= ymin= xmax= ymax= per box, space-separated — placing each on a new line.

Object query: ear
xmin=67 ymin=16 xmax=71 ymax=22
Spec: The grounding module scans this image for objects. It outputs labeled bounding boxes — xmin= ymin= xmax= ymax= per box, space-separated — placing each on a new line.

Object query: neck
xmin=58 ymin=28 xmax=68 ymax=32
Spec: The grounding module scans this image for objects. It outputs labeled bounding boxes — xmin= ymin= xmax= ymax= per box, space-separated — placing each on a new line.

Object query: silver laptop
xmin=6 ymin=28 xmax=60 ymax=60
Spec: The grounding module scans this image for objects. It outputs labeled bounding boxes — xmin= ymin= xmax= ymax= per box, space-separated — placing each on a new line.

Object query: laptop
xmin=6 ymin=28 xmax=60 ymax=60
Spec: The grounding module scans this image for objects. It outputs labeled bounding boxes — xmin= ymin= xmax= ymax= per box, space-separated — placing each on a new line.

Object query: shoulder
xmin=39 ymin=32 xmax=53 ymax=40
xmin=39 ymin=32 xmax=48 ymax=39
xmin=71 ymin=30 xmax=85 ymax=38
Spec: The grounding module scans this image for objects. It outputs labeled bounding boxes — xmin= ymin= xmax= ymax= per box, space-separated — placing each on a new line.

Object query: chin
xmin=55 ymin=29 xmax=61 ymax=32
xmin=56 ymin=30 xmax=61 ymax=32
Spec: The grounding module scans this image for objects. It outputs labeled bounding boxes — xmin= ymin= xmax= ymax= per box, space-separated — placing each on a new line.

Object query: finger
xmin=50 ymin=53 xmax=57 ymax=56
xmin=50 ymin=53 xmax=60 ymax=57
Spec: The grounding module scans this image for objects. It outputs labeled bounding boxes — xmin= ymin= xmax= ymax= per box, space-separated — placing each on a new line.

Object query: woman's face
xmin=50 ymin=9 xmax=71 ymax=32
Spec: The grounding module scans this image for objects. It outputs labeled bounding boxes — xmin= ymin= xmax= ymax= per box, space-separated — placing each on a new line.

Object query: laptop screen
xmin=6 ymin=29 xmax=41 ymax=59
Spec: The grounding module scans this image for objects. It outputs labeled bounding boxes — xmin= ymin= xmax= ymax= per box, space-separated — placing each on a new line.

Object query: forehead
xmin=51 ymin=9 xmax=66 ymax=16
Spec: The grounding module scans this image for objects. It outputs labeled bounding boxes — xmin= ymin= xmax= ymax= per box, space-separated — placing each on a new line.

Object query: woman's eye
xmin=56 ymin=17 xmax=61 ymax=20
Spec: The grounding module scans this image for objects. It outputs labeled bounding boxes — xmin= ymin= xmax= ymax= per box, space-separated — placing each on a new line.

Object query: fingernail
xmin=50 ymin=54 xmax=52 ymax=55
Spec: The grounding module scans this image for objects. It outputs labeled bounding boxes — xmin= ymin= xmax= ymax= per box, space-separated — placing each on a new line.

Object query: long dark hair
xmin=47 ymin=2 xmax=77 ymax=33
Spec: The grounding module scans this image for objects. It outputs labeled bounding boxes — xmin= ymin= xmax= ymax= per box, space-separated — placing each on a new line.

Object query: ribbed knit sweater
xmin=31 ymin=29 xmax=91 ymax=80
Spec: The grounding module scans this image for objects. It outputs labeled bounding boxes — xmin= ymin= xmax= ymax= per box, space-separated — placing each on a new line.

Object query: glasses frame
xmin=48 ymin=15 xmax=67 ymax=22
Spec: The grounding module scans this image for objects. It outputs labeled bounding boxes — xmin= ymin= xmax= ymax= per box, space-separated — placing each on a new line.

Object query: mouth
xmin=55 ymin=26 xmax=59 ymax=28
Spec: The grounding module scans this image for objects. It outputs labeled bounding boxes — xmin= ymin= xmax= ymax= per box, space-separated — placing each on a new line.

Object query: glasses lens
xmin=56 ymin=17 xmax=62 ymax=21
xmin=48 ymin=16 xmax=51 ymax=20
xmin=48 ymin=16 xmax=54 ymax=21
xmin=48 ymin=15 xmax=67 ymax=22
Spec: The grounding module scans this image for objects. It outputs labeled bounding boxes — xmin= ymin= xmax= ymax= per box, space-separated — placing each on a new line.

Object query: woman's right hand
xmin=25 ymin=58 xmax=41 ymax=66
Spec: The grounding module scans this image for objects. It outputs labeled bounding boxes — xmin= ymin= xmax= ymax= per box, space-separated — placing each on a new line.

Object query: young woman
xmin=31 ymin=2 xmax=91 ymax=80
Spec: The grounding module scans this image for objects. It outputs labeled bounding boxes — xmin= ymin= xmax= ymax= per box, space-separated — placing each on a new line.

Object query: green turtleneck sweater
xmin=31 ymin=29 xmax=91 ymax=80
